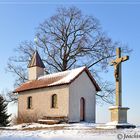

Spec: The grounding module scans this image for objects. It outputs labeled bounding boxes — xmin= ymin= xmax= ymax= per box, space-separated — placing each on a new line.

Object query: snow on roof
xmin=38 ymin=66 xmax=86 ymax=86
xmin=14 ymin=66 xmax=101 ymax=93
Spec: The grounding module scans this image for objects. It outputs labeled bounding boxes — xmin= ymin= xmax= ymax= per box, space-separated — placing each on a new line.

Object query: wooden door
xmin=80 ymin=97 xmax=85 ymax=121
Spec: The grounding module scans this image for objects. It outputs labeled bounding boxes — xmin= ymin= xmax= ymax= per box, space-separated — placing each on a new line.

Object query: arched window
xmin=51 ymin=94 xmax=57 ymax=108
xmin=27 ymin=96 xmax=32 ymax=109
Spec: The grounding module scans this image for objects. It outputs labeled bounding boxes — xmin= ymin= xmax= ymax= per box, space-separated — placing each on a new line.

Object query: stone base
xmin=109 ymin=106 xmax=129 ymax=123
xmin=106 ymin=121 xmax=136 ymax=129
xmin=113 ymin=124 xmax=136 ymax=129
xmin=96 ymin=122 xmax=136 ymax=129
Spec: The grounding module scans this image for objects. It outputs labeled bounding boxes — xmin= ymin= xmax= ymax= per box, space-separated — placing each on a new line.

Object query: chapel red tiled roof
xmin=13 ymin=66 xmax=101 ymax=93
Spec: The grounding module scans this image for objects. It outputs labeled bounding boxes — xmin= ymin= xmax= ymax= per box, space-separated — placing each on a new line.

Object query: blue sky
xmin=0 ymin=0 xmax=140 ymax=125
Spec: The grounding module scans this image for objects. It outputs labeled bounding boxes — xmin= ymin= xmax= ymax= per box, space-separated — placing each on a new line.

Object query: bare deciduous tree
xmin=6 ymin=7 xmax=131 ymax=104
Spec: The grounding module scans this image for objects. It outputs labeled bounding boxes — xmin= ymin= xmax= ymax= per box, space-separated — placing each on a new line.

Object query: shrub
xmin=12 ymin=113 xmax=38 ymax=125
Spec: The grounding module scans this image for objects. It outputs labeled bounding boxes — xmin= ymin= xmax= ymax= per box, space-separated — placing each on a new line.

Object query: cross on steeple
xmin=34 ymin=36 xmax=38 ymax=51
xmin=110 ymin=48 xmax=129 ymax=106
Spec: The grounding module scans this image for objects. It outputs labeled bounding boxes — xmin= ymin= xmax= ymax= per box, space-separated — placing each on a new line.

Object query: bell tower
xmin=28 ymin=50 xmax=45 ymax=80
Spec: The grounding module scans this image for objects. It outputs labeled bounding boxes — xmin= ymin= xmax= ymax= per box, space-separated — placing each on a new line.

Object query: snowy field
xmin=0 ymin=123 xmax=140 ymax=140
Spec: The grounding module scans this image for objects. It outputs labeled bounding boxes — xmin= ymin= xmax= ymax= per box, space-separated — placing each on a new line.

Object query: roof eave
xmin=13 ymin=82 xmax=70 ymax=94
xmin=84 ymin=67 xmax=101 ymax=91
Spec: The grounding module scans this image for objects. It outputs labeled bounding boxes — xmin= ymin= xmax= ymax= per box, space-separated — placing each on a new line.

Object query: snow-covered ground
xmin=0 ymin=123 xmax=139 ymax=140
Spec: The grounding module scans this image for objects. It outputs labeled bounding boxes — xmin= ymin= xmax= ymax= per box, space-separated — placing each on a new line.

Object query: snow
xmin=38 ymin=66 xmax=86 ymax=86
xmin=0 ymin=123 xmax=139 ymax=140
xmin=3 ymin=123 xmax=66 ymax=130
xmin=2 ymin=122 xmax=95 ymax=130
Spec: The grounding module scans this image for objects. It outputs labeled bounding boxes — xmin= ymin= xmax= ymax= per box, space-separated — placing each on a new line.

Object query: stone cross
xmin=110 ymin=48 xmax=129 ymax=106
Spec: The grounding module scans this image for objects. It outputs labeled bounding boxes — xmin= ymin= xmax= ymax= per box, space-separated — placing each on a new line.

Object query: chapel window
xmin=51 ymin=94 xmax=57 ymax=108
xmin=27 ymin=96 xmax=32 ymax=109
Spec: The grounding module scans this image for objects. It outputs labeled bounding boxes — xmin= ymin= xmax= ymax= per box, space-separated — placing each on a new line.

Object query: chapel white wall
xmin=69 ymin=71 xmax=97 ymax=122
xmin=18 ymin=85 xmax=69 ymax=118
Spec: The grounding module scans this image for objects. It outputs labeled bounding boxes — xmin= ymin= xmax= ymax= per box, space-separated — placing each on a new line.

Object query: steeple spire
xmin=28 ymin=50 xmax=45 ymax=80
xmin=28 ymin=50 xmax=45 ymax=68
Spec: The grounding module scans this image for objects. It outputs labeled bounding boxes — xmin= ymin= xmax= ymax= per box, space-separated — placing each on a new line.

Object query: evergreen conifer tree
xmin=0 ymin=95 xmax=10 ymax=126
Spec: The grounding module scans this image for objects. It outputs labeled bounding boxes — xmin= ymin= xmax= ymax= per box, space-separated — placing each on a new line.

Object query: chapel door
xmin=80 ymin=97 xmax=85 ymax=121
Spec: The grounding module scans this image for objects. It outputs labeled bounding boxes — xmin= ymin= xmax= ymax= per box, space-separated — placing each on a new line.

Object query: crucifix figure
xmin=110 ymin=48 xmax=129 ymax=106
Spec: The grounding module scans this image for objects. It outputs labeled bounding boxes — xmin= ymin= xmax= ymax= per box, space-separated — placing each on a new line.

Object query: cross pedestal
xmin=109 ymin=106 xmax=129 ymax=123
xmin=108 ymin=106 xmax=135 ymax=128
